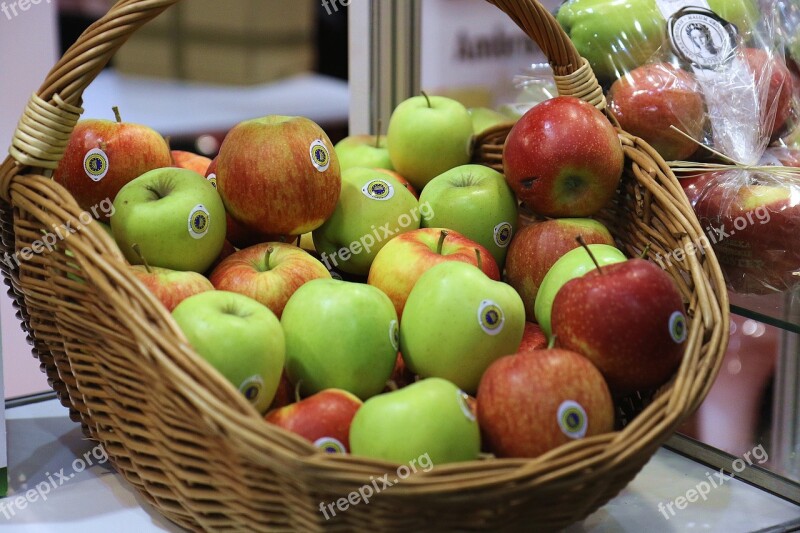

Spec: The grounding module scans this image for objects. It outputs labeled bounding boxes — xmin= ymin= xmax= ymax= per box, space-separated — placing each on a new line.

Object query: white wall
xmin=0 ymin=0 xmax=59 ymax=398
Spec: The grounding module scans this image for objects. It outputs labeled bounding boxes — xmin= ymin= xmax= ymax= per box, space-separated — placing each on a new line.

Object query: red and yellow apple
xmin=130 ymin=264 xmax=214 ymax=312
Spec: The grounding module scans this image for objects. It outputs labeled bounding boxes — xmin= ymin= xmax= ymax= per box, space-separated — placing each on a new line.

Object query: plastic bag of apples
xmin=557 ymin=0 xmax=800 ymax=294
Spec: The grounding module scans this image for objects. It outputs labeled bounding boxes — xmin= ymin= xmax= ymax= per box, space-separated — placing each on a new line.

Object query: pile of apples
xmin=51 ymin=93 xmax=688 ymax=467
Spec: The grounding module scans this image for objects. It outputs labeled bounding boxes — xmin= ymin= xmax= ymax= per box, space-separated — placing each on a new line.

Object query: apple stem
xmin=640 ymin=243 xmax=651 ymax=260
xmin=294 ymin=235 xmax=301 ymax=247
xmin=112 ymin=106 xmax=122 ymax=123
xmin=547 ymin=335 xmax=556 ymax=350
xmin=375 ymin=119 xmax=382 ymax=148
xmin=264 ymin=246 xmax=274 ymax=271
xmin=576 ymin=235 xmax=603 ymax=275
xmin=420 ymin=90 xmax=432 ymax=108
xmin=475 ymin=248 xmax=483 ymax=271
xmin=293 ymin=380 xmax=302 ymax=403
xmin=131 ymin=243 xmax=152 ymax=273
xmin=436 ymin=230 xmax=448 ymax=255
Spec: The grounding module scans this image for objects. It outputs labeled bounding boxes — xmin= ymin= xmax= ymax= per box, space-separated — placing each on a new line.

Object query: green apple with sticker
xmin=281 ymin=279 xmax=398 ymax=399
xmin=312 ymin=167 xmax=420 ymax=276
xmin=419 ymin=164 xmax=518 ymax=268
xmin=111 ymin=167 xmax=226 ymax=273
xmin=172 ymin=291 xmax=285 ymax=414
xmin=400 ymin=261 xmax=525 ymax=393
xmin=349 ymin=377 xmax=481 ymax=465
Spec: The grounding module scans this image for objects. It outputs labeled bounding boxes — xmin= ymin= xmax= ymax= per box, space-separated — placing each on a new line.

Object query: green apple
xmin=111 ymin=167 xmax=226 ymax=273
xmin=172 ymin=291 xmax=285 ymax=414
xmin=419 ymin=164 xmax=518 ymax=268
xmin=334 ymin=134 xmax=394 ymax=171
xmin=468 ymin=107 xmax=515 ymax=136
xmin=400 ymin=261 xmax=525 ymax=393
xmin=281 ymin=279 xmax=398 ymax=399
xmin=534 ymin=243 xmax=626 ymax=338
xmin=387 ymin=93 xmax=474 ymax=191
xmin=312 ymin=167 xmax=419 ymax=276
xmin=349 ymin=377 xmax=480 ymax=465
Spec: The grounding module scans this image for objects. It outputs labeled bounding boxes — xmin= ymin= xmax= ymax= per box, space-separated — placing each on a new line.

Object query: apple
xmin=367 ymin=228 xmax=500 ymax=319
xmin=312 ymin=167 xmax=420 ymax=276
xmin=172 ymin=291 xmax=285 ymax=413
xmin=387 ymin=353 xmax=416 ymax=390
xmin=209 ymin=242 xmax=331 ymax=318
xmin=334 ymin=133 xmax=393 ymax=171
xmin=419 ymin=164 xmax=518 ymax=268
xmin=281 ymin=279 xmax=398 ymax=399
xmin=205 ymin=156 xmax=218 ymax=189
xmin=224 ymin=213 xmax=292 ymax=250
xmin=740 ymin=47 xmax=795 ymax=137
xmin=264 ymin=389 xmax=362 ymax=453
xmin=130 ymin=262 xmax=214 ymax=312
xmin=268 ymin=371 xmax=295 ymax=411
xmin=205 ymin=239 xmax=237 ymax=275
xmin=53 ymin=107 xmax=172 ymax=221
xmin=477 ymin=348 xmax=614 ymax=458
xmin=387 ymin=93 xmax=474 ymax=190
xmin=505 ymin=218 xmax=615 ymax=320
xmin=552 ymin=258 xmax=688 ymax=394
xmin=534 ymin=243 xmax=627 ymax=338
xmin=400 ymin=261 xmax=525 ymax=393
xmin=518 ymin=322 xmax=548 ymax=352
xmin=682 ymin=170 xmax=800 ymax=294
xmin=216 ymin=115 xmax=340 ymax=236
xmin=171 ymin=150 xmax=212 ymax=176
xmin=469 ymin=107 xmax=515 ymax=136
xmin=608 ymin=63 xmax=706 ymax=161
xmin=349 ymin=377 xmax=480 ymax=465
xmin=373 ymin=168 xmax=419 ymax=199
xmin=503 ymin=96 xmax=624 ymax=218
xmin=111 ymin=167 xmax=226 ymax=273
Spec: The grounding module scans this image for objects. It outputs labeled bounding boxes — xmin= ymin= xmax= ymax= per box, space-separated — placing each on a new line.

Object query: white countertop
xmin=0 ymin=397 xmax=797 ymax=532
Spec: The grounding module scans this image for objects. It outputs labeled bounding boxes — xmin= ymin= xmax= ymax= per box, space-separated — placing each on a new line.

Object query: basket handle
xmin=483 ymin=0 xmax=606 ymax=109
xmin=0 ymin=0 xmax=179 ymax=202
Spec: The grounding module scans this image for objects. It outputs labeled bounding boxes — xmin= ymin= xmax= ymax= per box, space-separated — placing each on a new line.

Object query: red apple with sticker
xmin=518 ymin=322 xmax=548 ymax=352
xmin=209 ymin=242 xmax=331 ymax=318
xmin=477 ymin=348 xmax=614 ymax=458
xmin=505 ymin=218 xmax=615 ymax=320
xmin=367 ymin=228 xmax=501 ymax=319
xmin=54 ymin=107 xmax=172 ymax=220
xmin=552 ymin=256 xmax=688 ymax=395
xmin=264 ymin=389 xmax=362 ymax=453
xmin=216 ymin=115 xmax=341 ymax=236
xmin=503 ymin=96 xmax=624 ymax=217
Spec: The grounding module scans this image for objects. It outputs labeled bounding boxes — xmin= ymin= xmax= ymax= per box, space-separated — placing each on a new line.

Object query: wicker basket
xmin=0 ymin=0 xmax=729 ymax=530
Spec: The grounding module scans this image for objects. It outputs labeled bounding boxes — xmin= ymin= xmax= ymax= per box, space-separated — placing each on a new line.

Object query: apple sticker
xmin=309 ymin=139 xmax=331 ymax=172
xmin=238 ymin=374 xmax=265 ymax=405
xmin=557 ymin=400 xmax=588 ymax=439
xmin=493 ymin=222 xmax=513 ymax=248
xmin=361 ymin=179 xmax=395 ymax=201
xmin=457 ymin=390 xmax=476 ymax=422
xmin=313 ymin=437 xmax=347 ymax=454
xmin=206 ymin=173 xmax=217 ymax=189
xmin=669 ymin=311 xmax=688 ymax=343
xmin=83 ymin=148 xmax=109 ymax=182
xmin=188 ymin=204 xmax=211 ymax=240
xmin=389 ymin=319 xmax=399 ymax=351
xmin=478 ymin=299 xmax=505 ymax=336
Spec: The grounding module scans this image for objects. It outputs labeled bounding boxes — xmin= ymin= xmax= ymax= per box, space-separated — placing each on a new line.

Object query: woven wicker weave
xmin=0 ymin=0 xmax=729 ymax=531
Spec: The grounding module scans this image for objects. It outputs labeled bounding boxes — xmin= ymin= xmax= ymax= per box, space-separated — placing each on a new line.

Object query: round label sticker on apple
xmin=457 ymin=390 xmax=476 ymax=422
xmin=493 ymin=222 xmax=513 ymax=248
xmin=557 ymin=400 xmax=588 ymax=439
xmin=188 ymin=204 xmax=211 ymax=240
xmin=389 ymin=319 xmax=399 ymax=351
xmin=83 ymin=148 xmax=109 ymax=182
xmin=313 ymin=436 xmax=347 ymax=454
xmin=206 ymin=173 xmax=217 ymax=189
xmin=238 ymin=374 xmax=265 ymax=404
xmin=667 ymin=7 xmax=737 ymax=71
xmin=309 ymin=139 xmax=331 ymax=172
xmin=477 ymin=300 xmax=505 ymax=336
xmin=669 ymin=311 xmax=688 ymax=343
xmin=361 ymin=179 xmax=394 ymax=201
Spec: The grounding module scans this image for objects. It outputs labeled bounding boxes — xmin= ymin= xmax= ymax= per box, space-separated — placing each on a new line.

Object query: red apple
xmin=209 ymin=242 xmax=331 ymax=318
xmin=171 ymin=150 xmax=212 ymax=176
xmin=683 ymin=170 xmax=800 ymax=294
xmin=740 ymin=47 xmax=795 ymax=137
xmin=477 ymin=349 xmax=614 ymax=458
xmin=205 ymin=239 xmax=237 ymax=275
xmin=268 ymin=371 xmax=296 ymax=411
xmin=503 ymin=96 xmax=624 ymax=217
xmin=367 ymin=228 xmax=501 ymax=319
xmin=264 ymin=389 xmax=362 ymax=453
xmin=552 ymin=258 xmax=688 ymax=394
xmin=518 ymin=322 xmax=548 ymax=352
xmin=386 ymin=352 xmax=416 ymax=390
xmin=608 ymin=62 xmax=706 ymax=161
xmin=505 ymin=218 xmax=615 ymax=320
xmin=225 ymin=212 xmax=292 ymax=250
xmin=53 ymin=108 xmax=171 ymax=220
xmin=216 ymin=116 xmax=341 ymax=236
xmin=764 ymin=146 xmax=800 ymax=167
xmin=130 ymin=264 xmax=214 ymax=312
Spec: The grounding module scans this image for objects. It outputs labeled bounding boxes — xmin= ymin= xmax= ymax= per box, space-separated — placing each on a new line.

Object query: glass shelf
xmin=729 ymin=289 xmax=800 ymax=335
